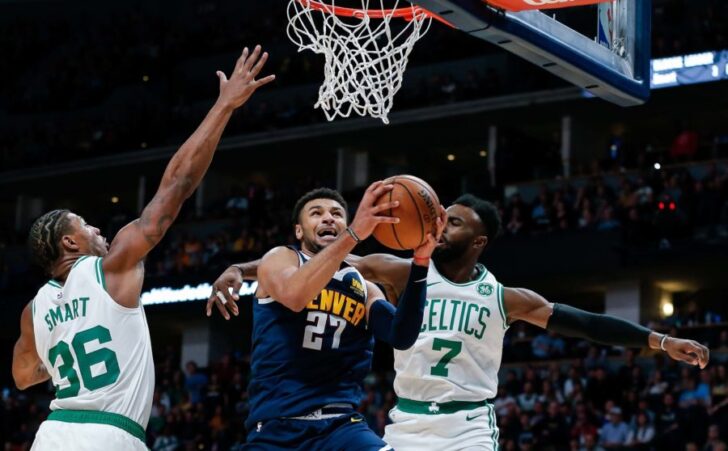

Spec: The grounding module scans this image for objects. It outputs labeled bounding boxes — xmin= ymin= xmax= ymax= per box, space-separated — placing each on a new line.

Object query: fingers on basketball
xmin=371 ymin=175 xmax=442 ymax=251
xmin=368 ymin=181 xmax=394 ymax=201
xmin=372 ymin=200 xmax=399 ymax=215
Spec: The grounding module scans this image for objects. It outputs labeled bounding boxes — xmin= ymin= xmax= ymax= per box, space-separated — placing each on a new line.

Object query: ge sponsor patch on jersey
xmin=477 ymin=283 xmax=494 ymax=296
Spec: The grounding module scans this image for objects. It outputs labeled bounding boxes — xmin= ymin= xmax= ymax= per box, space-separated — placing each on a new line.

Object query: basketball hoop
xmin=287 ymin=0 xmax=446 ymax=124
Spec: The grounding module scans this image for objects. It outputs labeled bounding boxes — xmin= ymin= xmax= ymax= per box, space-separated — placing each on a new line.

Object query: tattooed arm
xmin=102 ymin=46 xmax=275 ymax=308
xmin=13 ymin=303 xmax=50 ymax=390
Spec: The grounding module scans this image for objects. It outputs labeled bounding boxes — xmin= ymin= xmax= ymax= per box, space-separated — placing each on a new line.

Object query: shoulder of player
xmin=258 ymin=246 xmax=300 ymax=276
xmin=261 ymin=246 xmax=299 ymax=263
xmin=20 ymin=299 xmax=35 ymax=330
xmin=23 ymin=299 xmax=33 ymax=317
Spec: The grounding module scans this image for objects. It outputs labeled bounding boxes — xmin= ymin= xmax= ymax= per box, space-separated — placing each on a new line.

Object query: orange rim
xmin=295 ymin=0 xmax=454 ymax=27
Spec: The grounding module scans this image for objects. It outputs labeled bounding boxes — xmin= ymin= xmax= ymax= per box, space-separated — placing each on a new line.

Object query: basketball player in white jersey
xmin=209 ymin=193 xmax=710 ymax=451
xmin=11 ymin=46 xmax=275 ymax=451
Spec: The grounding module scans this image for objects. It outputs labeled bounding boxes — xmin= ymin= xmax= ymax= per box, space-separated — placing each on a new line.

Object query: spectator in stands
xmin=600 ymin=407 xmax=630 ymax=449
xmin=656 ymin=392 xmax=683 ymax=449
xmin=578 ymin=203 xmax=596 ymax=229
xmin=495 ymin=385 xmax=519 ymax=418
xmin=152 ymin=424 xmax=179 ymax=451
xmin=680 ymin=375 xmax=711 ymax=408
xmin=535 ymin=400 xmax=570 ymax=448
xmin=587 ymin=368 xmax=617 ymax=413
xmin=581 ymin=432 xmax=606 ymax=451
xmin=555 ymin=200 xmax=571 ymax=231
xmin=519 ymin=381 xmax=539 ymax=412
xmin=717 ymin=331 xmax=728 ymax=350
xmin=531 ymin=187 xmax=553 ymax=232
xmin=626 ymin=411 xmax=655 ymax=450
xmin=184 ymin=361 xmax=209 ymax=405
xmin=507 ymin=206 xmax=527 ymax=236
xmin=596 ymin=204 xmax=621 ymax=231
xmin=704 ymin=424 xmax=726 ymax=451
xmin=519 ymin=432 xmax=536 ymax=451
xmin=226 ymin=186 xmax=250 ymax=216
xmin=540 ymin=380 xmax=566 ymax=406
xmin=532 ymin=332 xmax=552 ymax=359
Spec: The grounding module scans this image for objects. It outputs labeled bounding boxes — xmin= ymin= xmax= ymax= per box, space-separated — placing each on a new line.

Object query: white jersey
xmin=393 ymin=260 xmax=507 ymax=403
xmin=31 ymin=256 xmax=154 ymax=429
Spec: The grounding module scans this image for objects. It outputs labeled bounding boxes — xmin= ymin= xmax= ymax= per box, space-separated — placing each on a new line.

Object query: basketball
xmin=372 ymin=175 xmax=441 ymax=250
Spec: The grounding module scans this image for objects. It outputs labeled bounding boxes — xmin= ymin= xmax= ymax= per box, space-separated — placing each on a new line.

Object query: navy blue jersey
xmin=246 ymin=248 xmax=374 ymax=430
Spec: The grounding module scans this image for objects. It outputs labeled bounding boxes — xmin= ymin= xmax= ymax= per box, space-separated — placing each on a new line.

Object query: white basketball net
xmin=287 ymin=0 xmax=433 ymax=124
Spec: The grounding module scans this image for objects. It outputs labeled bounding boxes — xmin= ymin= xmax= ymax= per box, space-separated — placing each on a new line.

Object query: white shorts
xmin=32 ymin=420 xmax=147 ymax=451
xmin=384 ymin=404 xmax=500 ymax=451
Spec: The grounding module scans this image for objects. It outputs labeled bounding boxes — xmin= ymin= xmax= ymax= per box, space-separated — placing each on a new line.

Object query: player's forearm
xmin=278 ymin=235 xmax=358 ymax=311
xmin=12 ymin=349 xmax=49 ymax=390
xmin=346 ymin=254 xmax=409 ymax=295
xmin=133 ymin=102 xmax=234 ymax=249
xmin=158 ymin=101 xmax=234 ymax=202
xmin=369 ymin=262 xmax=427 ymax=350
xmin=547 ymin=303 xmax=652 ymax=348
xmin=388 ymin=262 xmax=427 ymax=349
xmin=232 ymin=259 xmax=261 ymax=280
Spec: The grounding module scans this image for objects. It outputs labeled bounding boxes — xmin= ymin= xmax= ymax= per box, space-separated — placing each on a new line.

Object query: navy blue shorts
xmin=245 ymin=412 xmax=390 ymax=451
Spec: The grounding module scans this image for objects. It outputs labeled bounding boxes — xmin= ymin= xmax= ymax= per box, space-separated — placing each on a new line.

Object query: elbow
xmin=389 ymin=327 xmax=420 ymax=350
xmin=288 ymin=300 xmax=308 ymax=313
xmin=391 ymin=338 xmax=417 ymax=351
xmin=278 ymin=291 xmax=310 ymax=312
xmin=12 ymin=372 xmax=30 ymax=391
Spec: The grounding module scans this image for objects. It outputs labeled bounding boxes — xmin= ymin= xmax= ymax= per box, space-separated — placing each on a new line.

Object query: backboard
xmin=410 ymin=0 xmax=651 ymax=106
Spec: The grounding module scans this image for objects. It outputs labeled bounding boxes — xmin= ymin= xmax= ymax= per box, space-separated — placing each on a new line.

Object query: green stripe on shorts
xmin=48 ymin=409 xmax=145 ymax=443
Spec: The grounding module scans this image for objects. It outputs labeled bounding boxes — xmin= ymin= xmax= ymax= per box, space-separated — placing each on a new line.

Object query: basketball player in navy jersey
xmin=210 ymin=192 xmax=708 ymax=450
xmin=218 ymin=183 xmax=445 ymax=450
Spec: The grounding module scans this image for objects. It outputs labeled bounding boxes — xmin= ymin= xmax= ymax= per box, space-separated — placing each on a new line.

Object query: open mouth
xmin=316 ymin=228 xmax=338 ymax=240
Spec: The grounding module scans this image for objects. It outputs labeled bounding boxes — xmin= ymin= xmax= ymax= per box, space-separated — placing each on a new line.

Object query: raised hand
xmin=216 ymin=45 xmax=276 ymax=111
xmin=413 ymin=205 xmax=447 ymax=262
xmin=349 ymin=181 xmax=400 ymax=241
xmin=206 ymin=266 xmax=244 ymax=319
xmin=664 ymin=337 xmax=710 ymax=369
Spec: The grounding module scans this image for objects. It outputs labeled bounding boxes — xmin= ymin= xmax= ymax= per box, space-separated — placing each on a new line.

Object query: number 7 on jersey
xmin=430 ymin=338 xmax=462 ymax=377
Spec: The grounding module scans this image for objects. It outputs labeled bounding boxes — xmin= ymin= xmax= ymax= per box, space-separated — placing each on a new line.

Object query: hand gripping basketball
xmin=349 ymin=181 xmax=400 ymax=241
xmin=413 ymin=205 xmax=447 ymax=262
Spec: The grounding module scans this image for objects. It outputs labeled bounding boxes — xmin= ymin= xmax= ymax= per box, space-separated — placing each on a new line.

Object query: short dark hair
xmin=28 ymin=209 xmax=73 ymax=275
xmin=291 ymin=188 xmax=348 ymax=225
xmin=453 ymin=194 xmax=501 ymax=239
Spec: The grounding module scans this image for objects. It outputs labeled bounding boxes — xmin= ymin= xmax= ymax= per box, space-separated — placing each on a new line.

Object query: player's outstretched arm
xmin=346 ymin=253 xmax=410 ymax=300
xmin=12 ymin=303 xmax=50 ymax=390
xmin=103 ymin=46 xmax=274 ymax=304
xmin=504 ymin=287 xmax=710 ymax=369
xmin=206 ymin=253 xmax=409 ymax=318
xmin=257 ymin=181 xmax=399 ymax=313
